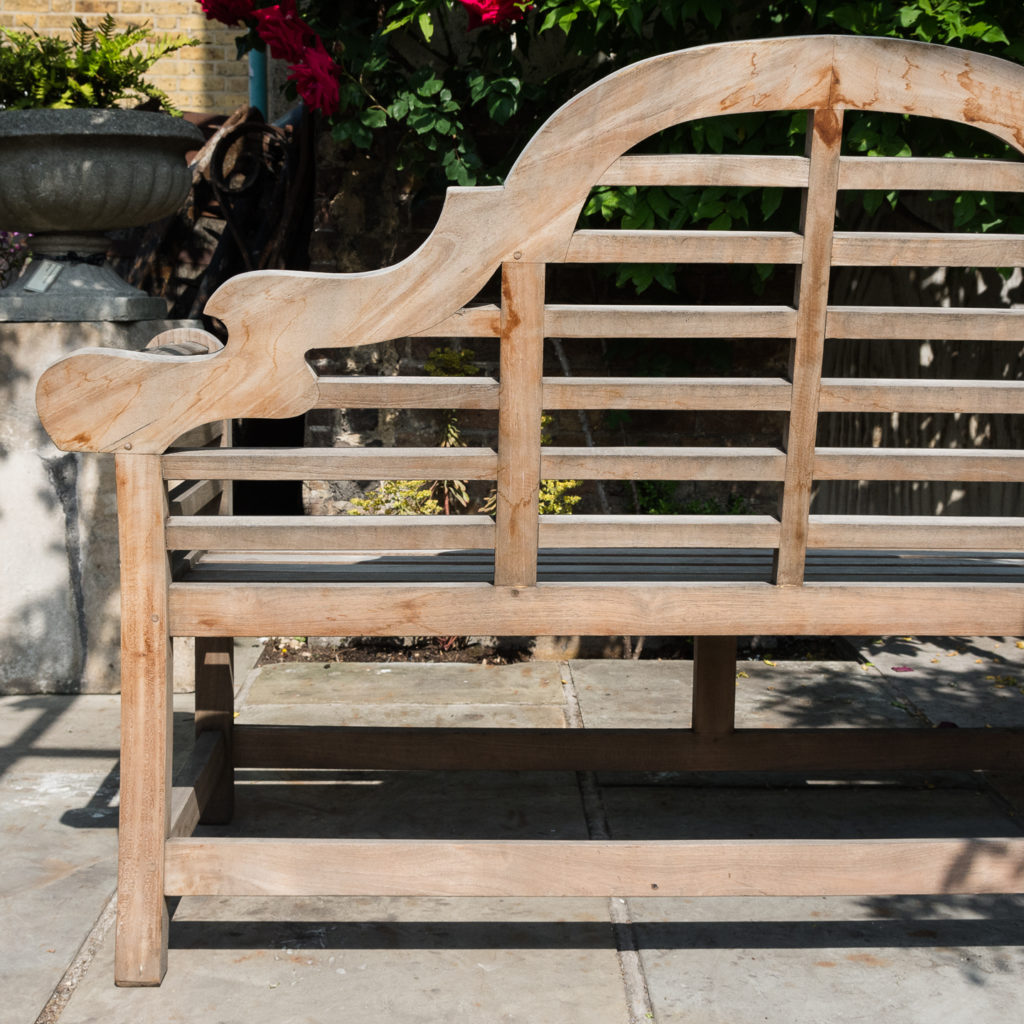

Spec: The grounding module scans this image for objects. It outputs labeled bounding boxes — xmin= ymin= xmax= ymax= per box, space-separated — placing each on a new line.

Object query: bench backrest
xmin=37 ymin=35 xmax=1024 ymax=587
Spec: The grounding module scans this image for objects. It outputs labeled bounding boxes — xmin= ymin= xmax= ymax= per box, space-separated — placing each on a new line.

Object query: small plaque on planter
xmin=23 ymin=260 xmax=64 ymax=293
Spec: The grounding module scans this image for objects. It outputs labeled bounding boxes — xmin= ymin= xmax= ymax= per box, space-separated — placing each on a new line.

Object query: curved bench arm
xmin=36 ymin=35 xmax=1024 ymax=454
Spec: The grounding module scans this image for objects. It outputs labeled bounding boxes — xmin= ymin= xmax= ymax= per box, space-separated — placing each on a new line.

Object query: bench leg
xmin=194 ymin=636 xmax=235 ymax=824
xmin=114 ymin=596 xmax=173 ymax=986
xmin=114 ymin=454 xmax=172 ymax=986
xmin=692 ymin=636 xmax=737 ymax=738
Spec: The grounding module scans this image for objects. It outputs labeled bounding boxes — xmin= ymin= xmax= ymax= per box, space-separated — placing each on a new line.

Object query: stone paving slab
xmin=246 ymin=660 xmax=568 ymax=706
xmin=569 ymin=658 xmax=917 ymax=730
xmin=1 ymin=693 xmax=196 ymax=1024
xmin=853 ymin=635 xmax=1024 ymax=728
xmin=7 ymin=644 xmax=1024 ymax=1023
xmin=59 ymin=896 xmax=631 ymax=1024
xmin=627 ymin=892 xmax=1024 ymax=1024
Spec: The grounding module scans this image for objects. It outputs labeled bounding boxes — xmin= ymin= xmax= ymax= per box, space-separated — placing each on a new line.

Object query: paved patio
xmin=4 ymin=636 xmax=1023 ymax=1023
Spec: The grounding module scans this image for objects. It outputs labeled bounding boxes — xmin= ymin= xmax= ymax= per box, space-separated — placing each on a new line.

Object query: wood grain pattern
xmin=113 ymin=454 xmax=172 ymax=987
xmin=168 ymin=580 xmax=1024 ymax=638
xmin=495 ymin=261 xmax=545 ymax=585
xmin=807 ymin=515 xmax=1024 ymax=550
xmin=565 ymin=229 xmax=803 ymax=264
xmin=161 ymin=447 xmax=498 ymax=481
xmin=164 ymin=836 xmax=1024 ymax=898
xmin=774 ymin=106 xmax=844 ymax=586
xmin=31 ymin=38 xmax=1024 ymax=984
xmin=166 ymin=515 xmax=496 ymax=551
xmin=36 ymin=36 xmax=1024 ymax=454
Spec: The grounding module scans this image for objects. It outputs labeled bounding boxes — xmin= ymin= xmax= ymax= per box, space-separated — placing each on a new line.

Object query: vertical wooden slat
xmin=113 ymin=454 xmax=172 ymax=986
xmin=194 ymin=637 xmax=234 ymax=824
xmin=691 ymin=636 xmax=738 ymax=737
xmin=774 ymin=107 xmax=844 ymax=585
xmin=495 ymin=261 xmax=546 ymax=585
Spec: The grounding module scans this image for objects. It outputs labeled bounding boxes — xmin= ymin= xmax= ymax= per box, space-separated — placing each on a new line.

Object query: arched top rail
xmin=36 ymin=35 xmax=1024 ymax=454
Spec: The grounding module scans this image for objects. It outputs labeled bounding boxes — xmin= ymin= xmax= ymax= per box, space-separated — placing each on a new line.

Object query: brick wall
xmin=0 ymin=0 xmax=250 ymax=114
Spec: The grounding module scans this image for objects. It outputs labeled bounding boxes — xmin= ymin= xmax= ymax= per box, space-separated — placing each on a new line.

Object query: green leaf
xmin=360 ymin=108 xmax=387 ymax=128
xmin=760 ymin=187 xmax=783 ymax=221
xmin=418 ymin=11 xmax=434 ymax=43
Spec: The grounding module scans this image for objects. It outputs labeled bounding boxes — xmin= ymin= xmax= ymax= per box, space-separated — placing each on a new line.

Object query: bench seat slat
xmin=168 ymin=578 xmax=1024 ymax=638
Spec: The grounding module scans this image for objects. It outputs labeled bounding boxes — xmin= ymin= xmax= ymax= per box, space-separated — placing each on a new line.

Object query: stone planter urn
xmin=0 ymin=108 xmax=203 ymax=321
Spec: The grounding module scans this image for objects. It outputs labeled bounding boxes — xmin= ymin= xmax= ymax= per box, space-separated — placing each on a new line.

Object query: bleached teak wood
xmin=32 ymin=36 xmax=1024 ymax=986
xmin=161 ymin=447 xmax=499 ymax=480
xmin=807 ymin=516 xmax=1024 ymax=550
xmin=168 ymin=581 xmax=1024 ymax=639
xmin=166 ymin=515 xmax=496 ymax=551
xmin=774 ymin=106 xmax=844 ymax=586
xmin=598 ymin=155 xmax=1024 ymax=193
xmin=826 ymin=306 xmax=1024 ymax=340
xmin=163 ymin=837 xmax=1024 ymax=898
xmin=494 ymin=261 xmax=545 ymax=586
xmin=565 ymin=229 xmax=804 ymax=264
xmin=113 ymin=454 xmax=173 ymax=987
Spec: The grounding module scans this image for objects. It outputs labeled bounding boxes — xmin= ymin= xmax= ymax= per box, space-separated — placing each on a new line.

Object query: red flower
xmin=457 ymin=0 xmax=530 ymax=30
xmin=199 ymin=0 xmax=254 ymax=26
xmin=287 ymin=39 xmax=340 ymax=117
xmin=254 ymin=1 xmax=312 ymax=62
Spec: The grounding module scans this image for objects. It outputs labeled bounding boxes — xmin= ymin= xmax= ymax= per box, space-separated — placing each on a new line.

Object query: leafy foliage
xmin=226 ymin=1 xmax=1024 ymax=292
xmin=348 ymin=480 xmax=443 ymax=515
xmin=0 ymin=16 xmax=196 ymax=114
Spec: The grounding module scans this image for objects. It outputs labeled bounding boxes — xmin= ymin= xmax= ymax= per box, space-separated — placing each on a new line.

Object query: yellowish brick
xmin=7 ymin=0 xmax=52 ymax=12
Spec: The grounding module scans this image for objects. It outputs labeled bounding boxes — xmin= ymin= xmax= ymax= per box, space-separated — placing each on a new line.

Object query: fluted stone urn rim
xmin=0 ymin=107 xmax=203 ymax=235
xmin=0 ymin=106 xmax=202 ymax=142
xmin=0 ymin=107 xmax=203 ymax=321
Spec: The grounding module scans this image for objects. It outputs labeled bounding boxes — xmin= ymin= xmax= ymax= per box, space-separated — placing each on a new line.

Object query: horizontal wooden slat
xmin=168 ymin=421 xmax=224 ymax=450
xmin=595 ymin=155 xmax=1024 ymax=193
xmin=537 ymin=515 xmax=781 ymax=548
xmin=540 ymin=447 xmax=787 ymax=480
xmin=813 ymin=448 xmax=1024 ymax=481
xmin=818 ymin=379 xmax=1024 ymax=414
xmin=837 ymin=156 xmax=1024 ymax=193
xmin=232 ymin=724 xmax=1024 ymax=773
xmin=166 ymin=478 xmax=224 ymax=517
xmin=309 ymin=374 xmax=1021 ymax=415
xmin=597 ymin=153 xmax=811 ymax=187
xmin=542 ymin=377 xmax=792 ymax=410
xmin=164 ymin=836 xmax=1024 ymax=898
xmin=168 ymin=731 xmax=225 ymax=840
xmin=808 ymin=515 xmax=1024 ymax=550
xmin=543 ymin=304 xmax=798 ymax=338
xmin=168 ymin=580 xmax=1024 ymax=638
xmin=166 ymin=515 xmax=495 ymax=551
xmin=827 ymin=306 xmax=1024 ymax=341
xmin=412 ymin=305 xmax=501 ymax=337
xmin=315 ymin=376 xmax=499 ymax=410
xmin=162 ymin=447 xmax=498 ymax=481
xmin=565 ymin=229 xmax=803 ymax=264
xmin=831 ymin=232 xmax=1024 ymax=267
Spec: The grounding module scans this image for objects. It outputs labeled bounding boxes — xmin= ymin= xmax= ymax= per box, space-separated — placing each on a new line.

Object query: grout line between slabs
xmin=561 ymin=660 xmax=656 ymax=1024
xmin=34 ymin=889 xmax=117 ymax=1024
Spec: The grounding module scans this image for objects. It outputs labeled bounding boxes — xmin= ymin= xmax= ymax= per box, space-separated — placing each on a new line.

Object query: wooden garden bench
xmin=36 ymin=35 xmax=1024 ymax=986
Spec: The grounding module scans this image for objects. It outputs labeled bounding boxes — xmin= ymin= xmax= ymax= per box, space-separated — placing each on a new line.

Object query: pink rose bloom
xmin=199 ymin=0 xmax=254 ymax=26
xmin=287 ymin=40 xmax=340 ymax=117
xmin=254 ymin=1 xmax=312 ymax=62
xmin=457 ymin=0 xmax=530 ymax=30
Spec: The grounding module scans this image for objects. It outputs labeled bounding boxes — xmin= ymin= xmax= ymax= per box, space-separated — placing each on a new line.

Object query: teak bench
xmin=37 ymin=35 xmax=1024 ymax=986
